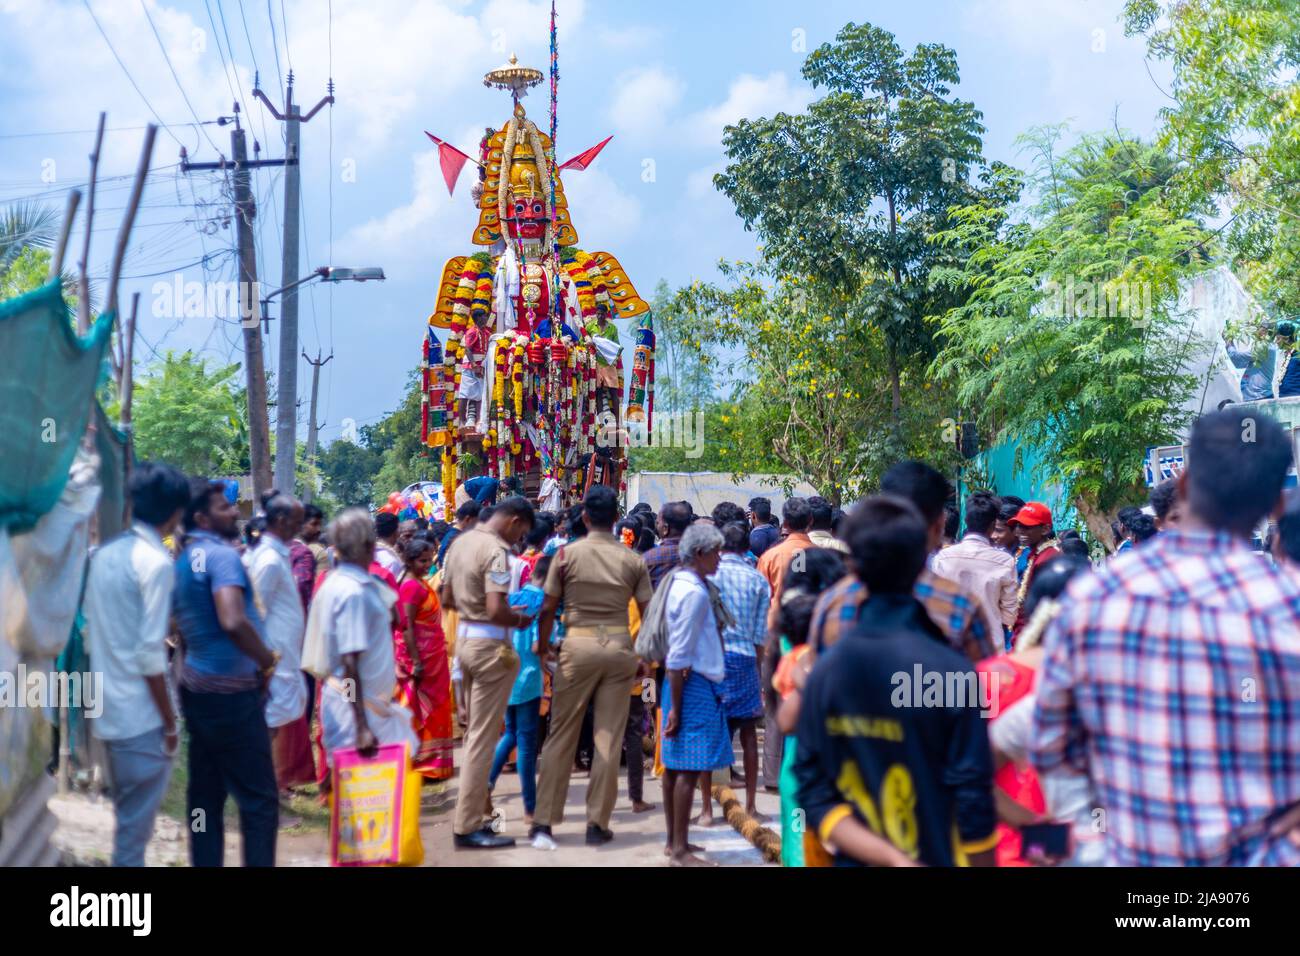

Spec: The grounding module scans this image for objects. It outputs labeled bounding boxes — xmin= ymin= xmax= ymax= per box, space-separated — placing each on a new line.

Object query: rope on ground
xmin=711 ymin=784 xmax=781 ymax=863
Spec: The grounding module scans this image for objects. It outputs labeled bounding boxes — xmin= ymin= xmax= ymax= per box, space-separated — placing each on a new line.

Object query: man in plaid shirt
xmin=1032 ymin=407 xmax=1300 ymax=865
xmin=709 ymin=521 xmax=772 ymax=818
xmin=809 ymin=568 xmax=991 ymax=664
xmin=642 ymin=501 xmax=692 ymax=591
xmin=809 ymin=462 xmax=993 ymax=664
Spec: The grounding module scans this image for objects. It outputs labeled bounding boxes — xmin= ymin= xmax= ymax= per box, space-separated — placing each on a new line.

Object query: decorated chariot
xmin=420 ymin=52 xmax=655 ymax=519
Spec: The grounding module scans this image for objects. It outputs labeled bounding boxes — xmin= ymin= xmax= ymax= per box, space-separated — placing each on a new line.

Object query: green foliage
xmin=647 ymin=279 xmax=712 ymax=414
xmin=131 ymin=350 xmax=248 ymax=476
xmin=0 ymin=202 xmax=85 ymax=311
xmin=316 ymin=436 xmax=383 ymax=508
xmin=1124 ymin=0 xmax=1300 ymax=315
xmin=365 ymin=369 xmax=430 ymax=504
xmin=667 ymin=262 xmax=961 ymax=504
xmin=316 ymin=368 xmax=429 ymax=508
xmin=930 ymin=128 xmax=1211 ymax=519
xmin=713 ymin=20 xmax=988 ymax=424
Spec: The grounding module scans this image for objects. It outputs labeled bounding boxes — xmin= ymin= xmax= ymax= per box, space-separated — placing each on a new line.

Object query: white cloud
xmin=563 ymin=167 xmax=641 ymax=249
xmin=606 ymin=66 xmax=685 ymax=142
xmin=339 ymin=150 xmax=455 ymax=272
xmin=684 ymin=71 xmax=811 ymax=148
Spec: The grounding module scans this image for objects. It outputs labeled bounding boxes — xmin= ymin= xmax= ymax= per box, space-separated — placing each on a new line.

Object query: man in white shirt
xmin=537 ymin=470 xmax=563 ymax=512
xmin=246 ymin=494 xmax=308 ymax=737
xmin=304 ymin=509 xmax=417 ymax=770
xmin=931 ymin=491 xmax=1018 ymax=652
xmin=373 ymin=511 xmax=404 ymax=578
xmin=661 ymin=522 xmax=732 ymax=866
xmin=84 ymin=462 xmax=190 ymax=866
xmin=807 ymin=496 xmax=850 ymax=554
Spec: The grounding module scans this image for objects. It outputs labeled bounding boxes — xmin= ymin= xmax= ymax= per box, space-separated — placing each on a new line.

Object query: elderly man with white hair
xmin=302 ymin=507 xmax=416 ymax=780
xmin=660 ymin=521 xmax=734 ymax=866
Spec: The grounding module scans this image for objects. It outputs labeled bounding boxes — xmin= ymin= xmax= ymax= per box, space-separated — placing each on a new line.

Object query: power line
xmin=0 ymin=121 xmax=222 ymax=141
xmin=139 ymin=0 xmax=222 ymax=156
xmin=280 ymin=0 xmax=295 ymax=74
xmin=115 ymin=249 xmax=237 ymax=280
xmin=81 ymin=0 xmax=185 ymax=150
xmin=204 ymin=0 xmax=242 ymax=110
xmin=266 ymin=0 xmax=285 ymax=104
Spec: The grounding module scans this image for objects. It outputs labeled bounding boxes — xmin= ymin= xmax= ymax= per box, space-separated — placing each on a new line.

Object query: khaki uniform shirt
xmin=441 ymin=526 xmax=511 ymax=622
xmin=545 ymin=531 xmax=653 ymax=628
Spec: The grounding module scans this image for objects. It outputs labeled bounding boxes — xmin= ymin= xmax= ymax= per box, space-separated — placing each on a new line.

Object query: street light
xmin=265 ymin=265 xmax=386 ymax=497
xmin=261 ymin=265 xmax=385 ymax=322
xmin=321 ymin=266 xmax=385 ymax=282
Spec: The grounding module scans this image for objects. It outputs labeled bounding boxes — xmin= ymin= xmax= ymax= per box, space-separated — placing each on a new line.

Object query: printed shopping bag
xmin=330 ymin=742 xmax=424 ymax=866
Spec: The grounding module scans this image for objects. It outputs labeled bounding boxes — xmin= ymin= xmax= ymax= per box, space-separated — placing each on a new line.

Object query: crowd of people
xmin=82 ymin=404 xmax=1300 ymax=867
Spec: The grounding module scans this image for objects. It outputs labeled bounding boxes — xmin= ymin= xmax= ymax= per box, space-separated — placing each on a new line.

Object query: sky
xmin=0 ymin=0 xmax=1172 ymax=446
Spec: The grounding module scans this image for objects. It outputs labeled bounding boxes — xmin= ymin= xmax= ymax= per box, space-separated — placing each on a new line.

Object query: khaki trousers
xmin=453 ymin=636 xmax=520 ymax=835
xmin=534 ymin=627 xmax=639 ymax=829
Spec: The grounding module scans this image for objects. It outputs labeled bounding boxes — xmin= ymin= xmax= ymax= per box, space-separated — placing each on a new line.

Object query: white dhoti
xmin=264 ymin=667 xmax=307 ymax=729
xmin=320 ymin=677 xmax=417 ymax=767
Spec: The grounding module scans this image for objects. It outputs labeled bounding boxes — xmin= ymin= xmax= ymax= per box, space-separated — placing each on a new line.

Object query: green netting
xmin=93 ymin=400 xmax=128 ymax=539
xmin=0 ymin=279 xmax=113 ymax=532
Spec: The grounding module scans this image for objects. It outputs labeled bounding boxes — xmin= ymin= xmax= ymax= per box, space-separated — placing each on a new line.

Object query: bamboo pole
xmin=76 ymin=113 xmax=105 ymax=334
xmin=106 ymin=126 xmax=157 ymax=319
xmin=48 ymin=190 xmax=81 ymax=282
xmin=121 ymin=292 xmax=139 ymax=527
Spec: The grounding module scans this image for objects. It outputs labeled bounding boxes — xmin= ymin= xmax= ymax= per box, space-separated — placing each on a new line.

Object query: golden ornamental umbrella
xmin=483 ymin=53 xmax=543 ymax=100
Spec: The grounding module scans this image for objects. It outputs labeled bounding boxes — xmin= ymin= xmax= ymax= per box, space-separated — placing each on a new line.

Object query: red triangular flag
xmin=425 ymin=131 xmax=472 ymax=196
xmin=559 ymin=135 xmax=613 ymax=172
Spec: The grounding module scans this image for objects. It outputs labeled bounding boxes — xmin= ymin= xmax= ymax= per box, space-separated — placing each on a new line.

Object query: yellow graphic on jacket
xmin=835 ymin=759 xmax=919 ymax=860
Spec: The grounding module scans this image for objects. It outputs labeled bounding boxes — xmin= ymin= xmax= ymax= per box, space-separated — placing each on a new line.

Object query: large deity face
xmin=506 ymin=191 xmax=549 ymax=240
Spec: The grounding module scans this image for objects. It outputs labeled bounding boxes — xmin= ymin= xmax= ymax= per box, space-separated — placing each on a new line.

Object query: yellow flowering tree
xmin=670 ymin=261 xmax=961 ymax=504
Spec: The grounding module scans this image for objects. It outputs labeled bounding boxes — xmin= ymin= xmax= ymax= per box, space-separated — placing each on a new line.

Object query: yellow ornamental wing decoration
xmin=588 ymin=251 xmax=649 ymax=317
xmin=429 ymin=255 xmax=466 ymax=329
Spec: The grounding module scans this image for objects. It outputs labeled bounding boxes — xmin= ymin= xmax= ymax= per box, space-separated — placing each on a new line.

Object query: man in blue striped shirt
xmin=706 ymin=521 xmax=771 ymax=819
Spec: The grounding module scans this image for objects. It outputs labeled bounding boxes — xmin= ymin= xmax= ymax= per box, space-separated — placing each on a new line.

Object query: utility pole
xmin=181 ymin=103 xmax=292 ymax=502
xmin=301 ymin=348 xmax=333 ymax=504
xmin=254 ymin=72 xmax=334 ymax=497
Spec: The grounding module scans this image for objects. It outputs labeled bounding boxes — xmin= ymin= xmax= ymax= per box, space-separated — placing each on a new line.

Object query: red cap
xmin=1009 ymin=502 xmax=1052 ymax=527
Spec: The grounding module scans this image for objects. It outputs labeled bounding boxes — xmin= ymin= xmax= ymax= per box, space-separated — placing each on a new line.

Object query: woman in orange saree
xmin=395 ymin=538 xmax=454 ymax=780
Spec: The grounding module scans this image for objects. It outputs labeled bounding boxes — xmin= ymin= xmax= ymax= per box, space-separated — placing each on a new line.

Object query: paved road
xmin=51 ymin=743 xmax=782 ymax=867
xmin=421 ymin=749 xmax=780 ymax=867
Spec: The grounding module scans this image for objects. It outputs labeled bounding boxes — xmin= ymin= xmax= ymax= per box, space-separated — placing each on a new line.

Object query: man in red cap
xmin=1009 ymin=502 xmax=1059 ymax=635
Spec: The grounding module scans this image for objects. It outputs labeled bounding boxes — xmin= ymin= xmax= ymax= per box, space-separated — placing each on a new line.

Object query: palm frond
xmin=0 ymin=200 xmax=61 ymax=274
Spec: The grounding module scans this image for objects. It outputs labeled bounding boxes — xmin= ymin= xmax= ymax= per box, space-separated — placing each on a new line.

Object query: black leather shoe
xmin=529 ymin=824 xmax=553 ymax=840
xmin=585 ymin=824 xmax=614 ymax=846
xmin=454 ymin=828 xmax=516 ymax=849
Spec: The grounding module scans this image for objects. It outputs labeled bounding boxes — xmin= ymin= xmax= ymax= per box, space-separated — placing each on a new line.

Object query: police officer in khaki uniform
xmin=531 ymin=485 xmax=653 ymax=848
xmin=440 ymin=495 xmax=536 ymax=849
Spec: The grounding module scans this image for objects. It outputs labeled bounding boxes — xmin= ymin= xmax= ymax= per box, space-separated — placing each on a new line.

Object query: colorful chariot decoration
xmin=420 ymin=51 xmax=655 ymax=518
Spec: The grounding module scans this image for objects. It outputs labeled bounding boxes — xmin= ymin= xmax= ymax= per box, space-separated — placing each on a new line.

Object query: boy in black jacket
xmin=794 ymin=495 xmax=998 ymax=866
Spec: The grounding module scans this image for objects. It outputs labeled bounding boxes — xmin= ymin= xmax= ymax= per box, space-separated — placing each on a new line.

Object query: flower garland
xmin=493 ymin=344 xmax=508 ymax=477
xmin=526 ymin=120 xmax=556 ymax=252
xmin=498 ymin=116 xmax=517 ymax=233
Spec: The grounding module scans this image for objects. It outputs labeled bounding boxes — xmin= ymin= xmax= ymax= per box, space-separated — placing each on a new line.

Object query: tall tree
xmin=670 ymin=261 xmax=955 ymax=504
xmin=1124 ymin=0 xmax=1300 ymax=314
xmin=930 ymin=129 xmax=1210 ymax=540
xmin=714 ymin=21 xmax=986 ymax=427
xmin=317 ymin=437 xmax=383 ymax=507
xmin=130 ymin=350 xmax=248 ymax=476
